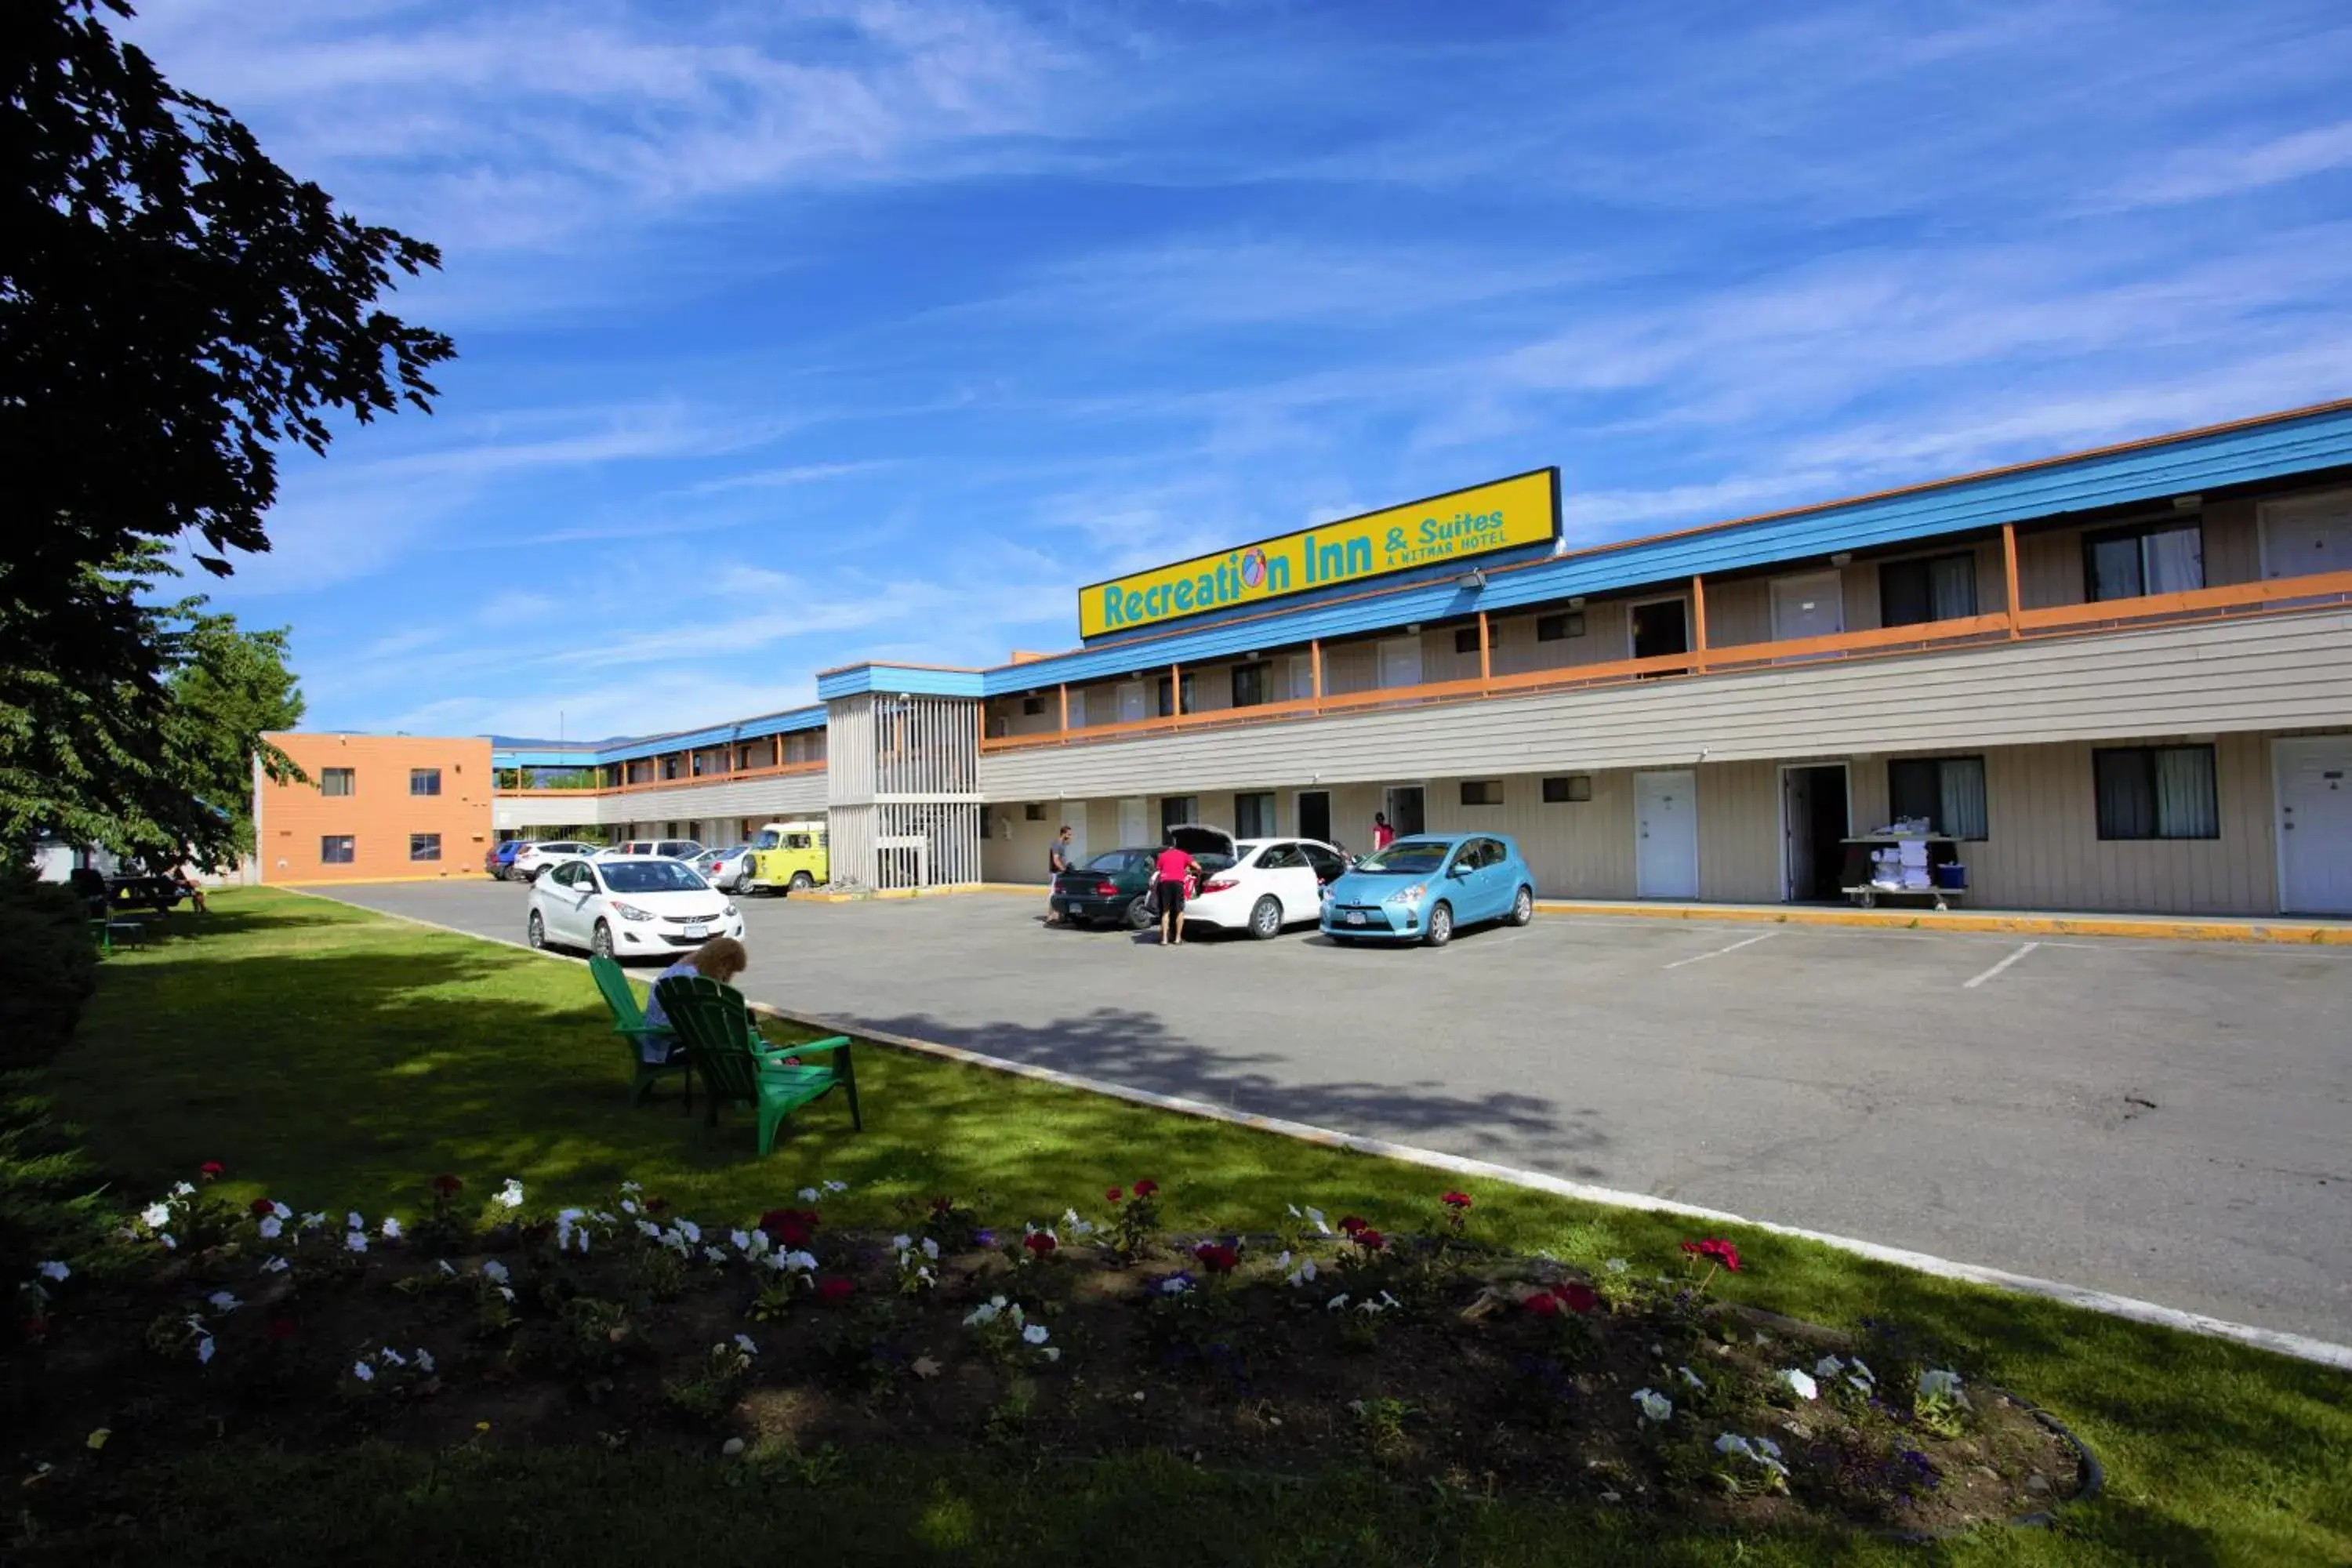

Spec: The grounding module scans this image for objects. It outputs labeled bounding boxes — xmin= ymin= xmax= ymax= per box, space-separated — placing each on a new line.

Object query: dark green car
xmin=1049 ymin=848 xmax=1161 ymax=930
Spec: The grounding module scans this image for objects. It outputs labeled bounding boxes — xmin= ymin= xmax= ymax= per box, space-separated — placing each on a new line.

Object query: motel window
xmin=1452 ymin=623 xmax=1496 ymax=655
xmin=320 ymin=835 xmax=355 ymax=865
xmin=1542 ymin=775 xmax=1593 ymax=804
xmin=409 ymin=768 xmax=441 ymax=797
xmin=1160 ymin=797 xmax=1198 ymax=836
xmin=409 ymin=833 xmax=442 ymax=862
xmin=1535 ymin=611 xmax=1586 ymax=642
xmin=1231 ymin=662 xmax=1271 ymax=709
xmin=1887 ymin=757 xmax=1988 ymax=840
xmin=1022 ymin=695 xmax=1045 ymax=716
xmin=2094 ymin=746 xmax=2220 ymax=840
xmin=2085 ymin=520 xmax=2203 ymax=602
xmin=1156 ymin=672 xmax=1196 ymax=717
xmin=1235 ymin=792 xmax=1276 ymax=838
xmin=1025 ymin=802 xmax=1047 ymax=822
xmin=1460 ymin=780 xmax=1504 ymax=807
xmin=1880 ymin=551 xmax=1978 ymax=626
xmin=320 ymin=767 xmax=355 ymax=797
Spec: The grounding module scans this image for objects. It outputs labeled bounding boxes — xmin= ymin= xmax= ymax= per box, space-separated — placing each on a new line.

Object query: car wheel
xmin=1508 ymin=885 xmax=1534 ymax=926
xmin=1125 ymin=895 xmax=1154 ymax=931
xmin=1249 ymin=895 xmax=1283 ymax=940
xmin=1424 ymin=901 xmax=1454 ymax=948
xmin=526 ymin=910 xmax=546 ymax=949
xmin=590 ymin=920 xmax=614 ymax=960
xmin=789 ymin=870 xmax=814 ymax=893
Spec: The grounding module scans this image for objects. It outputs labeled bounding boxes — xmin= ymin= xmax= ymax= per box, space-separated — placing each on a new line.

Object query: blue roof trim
xmin=492 ymin=704 xmax=829 ymax=769
xmin=815 ymin=664 xmax=989 ymax=701
xmin=978 ymin=404 xmax=2352 ymax=692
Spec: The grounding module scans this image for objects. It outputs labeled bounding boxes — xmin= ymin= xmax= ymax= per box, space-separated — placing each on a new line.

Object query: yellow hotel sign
xmin=1079 ymin=468 xmax=1560 ymax=638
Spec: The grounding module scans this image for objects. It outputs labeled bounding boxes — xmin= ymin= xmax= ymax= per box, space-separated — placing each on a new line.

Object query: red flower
xmin=249 ymin=1197 xmax=276 ymax=1217
xmin=430 ymin=1174 xmax=464 ymax=1197
xmin=931 ymin=1196 xmax=956 ymax=1214
xmin=644 ymin=1196 xmax=670 ymax=1214
xmin=265 ymin=1317 xmax=299 ymax=1342
xmin=1023 ymin=1231 xmax=1058 ymax=1257
xmin=815 ymin=1277 xmax=855 ymax=1305
xmin=1338 ymin=1215 xmax=1368 ymax=1235
xmin=198 ymin=1161 xmax=225 ymax=1181
xmin=1440 ymin=1191 xmax=1472 ymax=1210
xmin=1105 ymin=1187 xmax=1124 ymax=1204
xmin=759 ymin=1208 xmax=818 ymax=1248
xmin=1682 ymin=1239 xmax=1742 ymax=1272
xmin=1523 ymin=1290 xmax=1562 ymax=1318
xmin=1353 ymin=1229 xmax=1386 ymax=1252
xmin=1192 ymin=1242 xmax=1240 ymax=1274
xmin=1132 ymin=1180 xmax=1159 ymax=1199
xmin=1559 ymin=1282 xmax=1600 ymax=1315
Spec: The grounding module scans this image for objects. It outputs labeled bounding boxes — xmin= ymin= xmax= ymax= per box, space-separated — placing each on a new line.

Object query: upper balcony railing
xmin=499 ymin=757 xmax=825 ymax=799
xmin=982 ymin=536 xmax=2352 ymax=755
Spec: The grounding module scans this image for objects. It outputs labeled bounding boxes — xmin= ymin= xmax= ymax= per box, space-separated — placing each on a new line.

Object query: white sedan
xmin=1171 ymin=829 xmax=1353 ymax=940
xmin=525 ymin=855 xmax=743 ymax=962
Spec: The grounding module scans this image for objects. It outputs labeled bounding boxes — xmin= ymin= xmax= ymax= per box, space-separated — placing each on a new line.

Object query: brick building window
xmin=321 ymin=768 xmax=355 ymax=797
xmin=409 ymin=833 xmax=442 ymax=862
xmin=409 ymin=768 xmax=441 ymax=797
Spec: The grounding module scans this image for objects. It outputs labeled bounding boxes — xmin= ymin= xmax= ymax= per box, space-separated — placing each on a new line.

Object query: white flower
xmin=1677 ymin=1365 xmax=1704 ymax=1389
xmin=345 ymin=1231 xmax=369 ymax=1254
xmin=1632 ymin=1388 xmax=1672 ymax=1422
xmin=1022 ymin=1324 xmax=1050 ymax=1345
xmin=1043 ymin=1346 xmax=1061 ymax=1363
xmin=379 ymin=1347 xmax=407 ymax=1367
xmin=172 ymin=1181 xmax=196 ymax=1197
xmin=347 ymin=1212 xmax=365 ymax=1232
xmin=259 ymin=1255 xmax=288 ymax=1275
xmin=635 ymin=1219 xmax=662 ymax=1240
xmin=269 ymin=1201 xmax=291 ymax=1220
xmin=1815 ymin=1355 xmax=1845 ymax=1380
xmin=257 ymin=1216 xmax=282 ymax=1240
xmin=416 ymin=1349 xmax=436 ymax=1374
xmin=797 ymin=1188 xmax=819 ymax=1203
xmin=206 ymin=1291 xmax=242 ymax=1313
xmin=495 ymin=1179 xmax=524 ymax=1210
xmin=436 ymin=1259 xmax=457 ymax=1276
xmin=1275 ymin=1250 xmax=1291 ymax=1270
xmin=481 ymin=1259 xmax=510 ymax=1283
xmin=733 ymin=1333 xmax=758 ymax=1356
xmin=822 ymin=1180 xmax=847 ymax=1193
xmin=1918 ymin=1368 xmax=1964 ymax=1399
xmin=158 ymin=1233 xmax=177 ymax=1250
xmin=891 ymin=1234 xmax=912 ymax=1251
xmin=1287 ymin=1203 xmax=1301 ymax=1218
xmin=702 ymin=1246 xmax=727 ymax=1264
xmin=1604 ymin=1258 xmax=1630 ymax=1275
xmin=781 ymin=1250 xmax=817 ymax=1272
xmin=621 ymin=1200 xmax=639 ymax=1215
xmin=920 ymin=1238 xmax=939 ymax=1261
xmin=379 ymin=1217 xmax=402 ymax=1240
xmin=1780 ymin=1369 xmax=1819 ymax=1401
xmin=1848 ymin=1358 xmax=1875 ymax=1384
xmin=1305 ymin=1207 xmax=1330 ymax=1235
xmin=1287 ymin=1258 xmax=1319 ymax=1287
xmin=301 ymin=1211 xmax=328 ymax=1229
xmin=196 ymin=1335 xmax=216 ymax=1365
xmin=963 ymin=1301 xmax=1002 ymax=1328
xmin=1715 ymin=1432 xmax=1751 ymax=1458
xmin=1326 ymin=1293 xmax=1350 ymax=1311
xmin=620 ymin=1181 xmax=642 ymax=1192
xmin=352 ymin=1361 xmax=374 ymax=1382
xmin=140 ymin=1203 xmax=170 ymax=1229
xmin=676 ymin=1219 xmax=702 ymax=1244
xmin=730 ymin=1229 xmax=753 ymax=1252
xmin=37 ymin=1261 xmax=68 ymax=1283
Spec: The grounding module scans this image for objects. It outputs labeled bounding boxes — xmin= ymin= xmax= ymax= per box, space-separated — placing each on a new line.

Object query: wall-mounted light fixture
xmin=1830 ymin=551 xmax=1853 ymax=567
xmin=1458 ymin=568 xmax=1487 ymax=590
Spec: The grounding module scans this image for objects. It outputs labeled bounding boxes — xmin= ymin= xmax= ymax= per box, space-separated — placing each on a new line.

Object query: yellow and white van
xmin=746 ymin=819 xmax=829 ymax=895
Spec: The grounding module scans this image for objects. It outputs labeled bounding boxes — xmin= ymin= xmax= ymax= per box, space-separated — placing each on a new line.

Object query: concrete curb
xmin=281 ymin=887 xmax=2352 ymax=1373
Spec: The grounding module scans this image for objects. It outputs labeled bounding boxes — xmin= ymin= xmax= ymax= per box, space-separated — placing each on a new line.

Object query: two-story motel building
xmin=421 ymin=401 xmax=2352 ymax=916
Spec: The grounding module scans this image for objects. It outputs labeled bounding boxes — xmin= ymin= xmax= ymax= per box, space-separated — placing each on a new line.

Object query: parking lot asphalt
xmin=316 ymin=878 xmax=2352 ymax=1345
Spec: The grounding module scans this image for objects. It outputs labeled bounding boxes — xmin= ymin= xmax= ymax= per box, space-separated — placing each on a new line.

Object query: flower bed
xmin=8 ymin=1168 xmax=2086 ymax=1534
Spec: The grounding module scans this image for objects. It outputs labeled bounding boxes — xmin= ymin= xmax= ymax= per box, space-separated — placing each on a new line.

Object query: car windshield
xmin=1352 ymin=840 xmax=1451 ymax=874
xmin=1080 ymin=850 xmax=1148 ymax=873
xmin=598 ymin=861 xmax=710 ymax=894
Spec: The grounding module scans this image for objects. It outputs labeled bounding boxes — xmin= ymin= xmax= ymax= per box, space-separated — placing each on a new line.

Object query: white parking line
xmin=1963 ymin=941 xmax=2041 ymax=989
xmin=1663 ymin=931 xmax=1783 ymax=969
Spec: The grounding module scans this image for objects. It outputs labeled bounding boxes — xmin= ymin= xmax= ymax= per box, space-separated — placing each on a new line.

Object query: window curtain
xmin=1929 ymin=554 xmax=1978 ymax=620
xmin=2155 ymin=747 xmax=2219 ymax=837
xmin=2143 ymin=526 xmax=2205 ymax=595
xmin=1938 ymin=757 xmax=1989 ymax=839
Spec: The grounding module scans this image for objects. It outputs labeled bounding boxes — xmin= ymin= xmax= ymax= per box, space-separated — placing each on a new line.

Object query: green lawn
xmin=31 ymin=887 xmax=2352 ymax=1565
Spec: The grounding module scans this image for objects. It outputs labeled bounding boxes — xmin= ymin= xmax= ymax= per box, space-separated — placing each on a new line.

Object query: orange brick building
xmin=255 ymin=734 xmax=493 ymax=884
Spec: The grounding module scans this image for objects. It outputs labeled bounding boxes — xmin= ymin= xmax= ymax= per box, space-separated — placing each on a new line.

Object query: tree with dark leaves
xmin=2 ymin=0 xmax=453 ymax=863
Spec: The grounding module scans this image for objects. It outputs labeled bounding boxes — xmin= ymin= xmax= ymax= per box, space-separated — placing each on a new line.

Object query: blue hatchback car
xmin=1319 ymin=832 xmax=1536 ymax=947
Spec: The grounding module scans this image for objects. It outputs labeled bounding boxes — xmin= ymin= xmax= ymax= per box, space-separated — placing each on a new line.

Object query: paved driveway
xmin=318 ymin=879 xmax=2352 ymax=1345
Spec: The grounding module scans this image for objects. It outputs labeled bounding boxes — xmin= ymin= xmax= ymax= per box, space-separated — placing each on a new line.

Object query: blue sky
xmin=125 ymin=0 xmax=2352 ymax=742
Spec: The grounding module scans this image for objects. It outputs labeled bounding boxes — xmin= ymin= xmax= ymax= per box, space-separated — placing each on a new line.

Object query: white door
xmin=1635 ymin=769 xmax=1700 ymax=898
xmin=1377 ymin=636 xmax=1423 ymax=689
xmin=1783 ymin=767 xmax=1812 ymax=902
xmin=1118 ymin=797 xmax=1149 ymax=848
xmin=1116 ymin=681 xmax=1148 ymax=723
xmin=1265 ymin=843 xmax=1322 ymax=921
xmin=1771 ymin=571 xmax=1845 ymax=641
xmin=1062 ymin=811 xmax=1087 ymax=872
xmin=1287 ymin=653 xmax=1316 ymax=702
xmin=2277 ymin=737 xmax=2352 ymax=914
xmin=2263 ymin=494 xmax=2352 ymax=581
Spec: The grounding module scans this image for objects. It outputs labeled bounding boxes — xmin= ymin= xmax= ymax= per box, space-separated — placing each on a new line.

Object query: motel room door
xmin=2263 ymin=492 xmax=2352 ymax=580
xmin=1635 ymin=769 xmax=1700 ymax=898
xmin=1771 ymin=572 xmax=1845 ymax=642
xmin=2277 ymin=736 xmax=2352 ymax=914
xmin=1118 ymin=797 xmax=1149 ymax=849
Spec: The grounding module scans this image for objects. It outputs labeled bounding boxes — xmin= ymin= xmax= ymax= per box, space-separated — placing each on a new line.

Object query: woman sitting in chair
xmin=641 ymin=936 xmax=750 ymax=1062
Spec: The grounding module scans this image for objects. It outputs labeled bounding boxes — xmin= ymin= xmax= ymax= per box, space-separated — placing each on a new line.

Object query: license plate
xmin=682 ymin=924 xmax=709 ymax=938
xmin=1345 ymin=911 xmax=1367 ymax=926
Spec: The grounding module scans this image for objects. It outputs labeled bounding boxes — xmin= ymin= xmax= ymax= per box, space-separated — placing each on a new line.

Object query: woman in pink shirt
xmin=1152 ymin=842 xmax=1197 ymax=946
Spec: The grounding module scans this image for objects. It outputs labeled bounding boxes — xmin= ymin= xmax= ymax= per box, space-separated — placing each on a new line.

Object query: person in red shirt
xmin=1152 ymin=842 xmax=1197 ymax=946
xmin=1371 ymin=811 xmax=1396 ymax=850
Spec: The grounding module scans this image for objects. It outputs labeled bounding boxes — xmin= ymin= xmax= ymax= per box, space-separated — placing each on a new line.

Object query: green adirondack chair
xmin=589 ymin=954 xmax=691 ymax=1109
xmin=653 ymin=975 xmax=860 ymax=1155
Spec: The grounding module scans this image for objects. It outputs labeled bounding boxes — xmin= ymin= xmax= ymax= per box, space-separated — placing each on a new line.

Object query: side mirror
xmin=1449 ymin=861 xmax=1473 ymax=877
